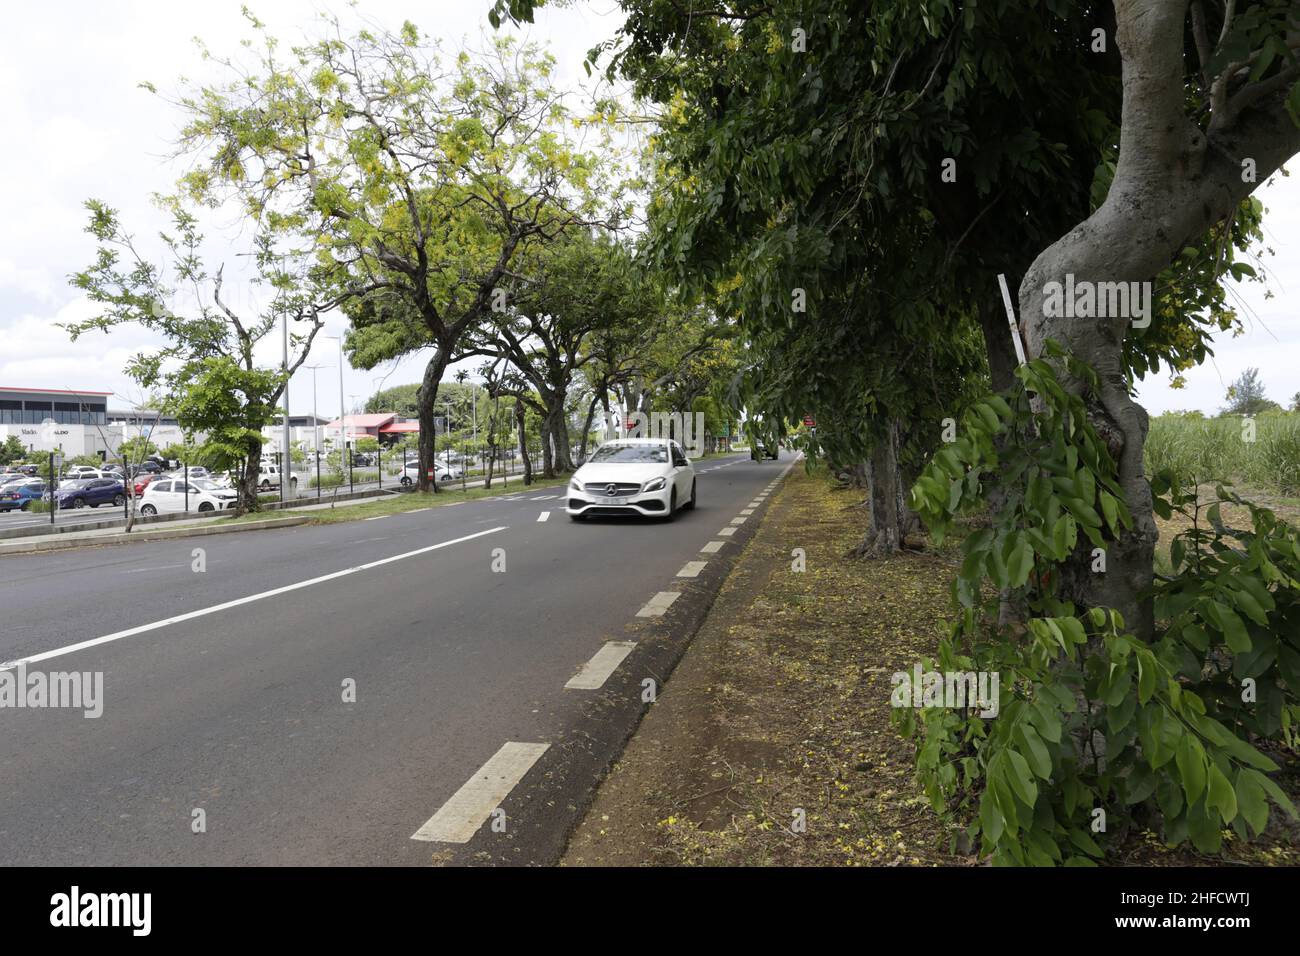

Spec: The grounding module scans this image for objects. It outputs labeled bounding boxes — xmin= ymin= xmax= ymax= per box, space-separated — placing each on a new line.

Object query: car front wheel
xmin=140 ymin=504 xmax=158 ymax=516
xmin=73 ymin=498 xmax=86 ymax=509
xmin=113 ymin=494 xmax=125 ymax=506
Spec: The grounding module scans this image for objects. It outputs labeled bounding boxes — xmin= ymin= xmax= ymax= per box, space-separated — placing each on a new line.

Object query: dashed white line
xmin=730 ymin=516 xmax=747 ymax=525
xmin=700 ymin=540 xmax=725 ymax=553
xmin=410 ymin=742 xmax=550 ymax=843
xmin=636 ymin=591 xmax=681 ymax=617
xmin=364 ymin=515 xmax=388 ymax=521
xmin=740 ymin=508 xmax=754 ymax=515
xmin=565 ymin=641 xmax=637 ymax=690
xmin=537 ymin=511 xmax=551 ymax=522
xmin=718 ymin=527 xmax=737 ymax=536
xmin=677 ymin=560 xmax=707 ymax=578
xmin=1 ymin=526 xmax=509 ymax=670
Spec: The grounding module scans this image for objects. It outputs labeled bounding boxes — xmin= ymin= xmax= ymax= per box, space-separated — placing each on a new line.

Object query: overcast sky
xmin=1 ymin=1 xmax=1296 ymax=419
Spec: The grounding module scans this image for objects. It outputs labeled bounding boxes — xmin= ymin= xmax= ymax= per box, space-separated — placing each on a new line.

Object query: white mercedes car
xmin=566 ymin=438 xmax=696 ymax=521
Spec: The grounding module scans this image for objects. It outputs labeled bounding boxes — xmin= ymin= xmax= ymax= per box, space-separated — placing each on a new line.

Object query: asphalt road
xmin=0 ymin=451 xmax=793 ymax=865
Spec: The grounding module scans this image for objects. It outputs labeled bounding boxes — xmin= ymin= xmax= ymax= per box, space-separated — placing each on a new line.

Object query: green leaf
xmin=1006 ymin=535 xmax=1035 ymax=588
xmin=1016 ymin=723 xmax=1053 ymax=779
xmin=1205 ymin=764 xmax=1237 ymax=824
xmin=1004 ymin=749 xmax=1039 ymax=806
xmin=1175 ymin=734 xmax=1207 ymax=805
xmin=1235 ymin=769 xmax=1268 ymax=836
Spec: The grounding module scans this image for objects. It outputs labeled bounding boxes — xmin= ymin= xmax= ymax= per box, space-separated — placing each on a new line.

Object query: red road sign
xmin=802 ymin=416 xmax=816 ymax=427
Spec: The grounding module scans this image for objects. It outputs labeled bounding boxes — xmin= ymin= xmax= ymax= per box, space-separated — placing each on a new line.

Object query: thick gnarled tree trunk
xmin=1018 ymin=0 xmax=1300 ymax=640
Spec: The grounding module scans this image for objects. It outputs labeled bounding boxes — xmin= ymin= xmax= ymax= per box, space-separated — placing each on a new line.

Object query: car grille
xmin=583 ymin=482 xmax=643 ymax=495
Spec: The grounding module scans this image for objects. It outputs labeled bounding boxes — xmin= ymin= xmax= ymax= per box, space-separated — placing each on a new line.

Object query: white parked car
xmin=565 ymin=438 xmax=696 ymax=521
xmin=255 ymin=463 xmax=300 ymax=491
xmin=165 ymin=466 xmax=211 ymax=480
xmin=138 ymin=477 xmax=238 ymax=515
xmin=399 ymin=461 xmax=461 ymax=486
xmin=59 ymin=467 xmax=115 ymax=487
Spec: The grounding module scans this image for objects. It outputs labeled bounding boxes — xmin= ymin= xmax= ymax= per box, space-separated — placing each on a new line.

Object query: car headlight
xmin=569 ymin=478 xmax=582 ymax=492
xmin=642 ymin=477 xmax=666 ymax=493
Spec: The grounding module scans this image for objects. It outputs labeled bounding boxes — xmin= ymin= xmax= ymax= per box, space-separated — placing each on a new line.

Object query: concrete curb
xmin=0 ymin=516 xmax=310 ymax=555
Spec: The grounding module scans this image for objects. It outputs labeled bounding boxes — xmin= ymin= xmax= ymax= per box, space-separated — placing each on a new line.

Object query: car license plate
xmin=595 ymin=495 xmax=628 ymax=505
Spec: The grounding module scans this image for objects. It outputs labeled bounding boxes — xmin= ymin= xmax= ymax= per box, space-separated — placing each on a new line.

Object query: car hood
xmin=573 ymin=462 xmax=672 ymax=486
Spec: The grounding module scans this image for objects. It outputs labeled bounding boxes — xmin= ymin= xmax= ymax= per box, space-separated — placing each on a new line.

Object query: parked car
xmin=126 ymin=460 xmax=164 ymax=478
xmin=0 ymin=479 xmax=46 ymax=511
xmin=165 ymin=466 xmax=210 ymax=480
xmin=133 ymin=473 xmax=160 ymax=496
xmin=54 ymin=477 xmax=125 ymax=510
xmin=255 ymin=463 xmax=300 ymax=491
xmin=59 ymin=468 xmax=115 ymax=487
xmin=399 ymin=461 xmax=461 ymax=486
xmin=138 ymin=477 xmax=238 ymax=515
xmin=565 ymin=438 xmax=696 ymax=521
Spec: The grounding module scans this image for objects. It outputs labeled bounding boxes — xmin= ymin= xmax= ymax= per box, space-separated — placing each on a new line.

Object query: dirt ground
xmin=562 ymin=466 xmax=1299 ymax=867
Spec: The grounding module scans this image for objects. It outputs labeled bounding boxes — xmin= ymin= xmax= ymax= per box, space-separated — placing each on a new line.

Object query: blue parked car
xmin=0 ymin=479 xmax=47 ymax=512
xmin=55 ymin=477 xmax=125 ymax=510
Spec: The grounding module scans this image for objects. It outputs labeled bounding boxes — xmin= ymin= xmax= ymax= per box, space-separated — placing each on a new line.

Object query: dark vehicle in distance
xmin=55 ymin=477 xmax=126 ymax=510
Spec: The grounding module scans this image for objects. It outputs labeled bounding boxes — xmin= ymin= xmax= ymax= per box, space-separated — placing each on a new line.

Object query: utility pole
xmin=282 ymin=312 xmax=293 ymax=499
xmin=326 ymin=336 xmax=347 ymax=482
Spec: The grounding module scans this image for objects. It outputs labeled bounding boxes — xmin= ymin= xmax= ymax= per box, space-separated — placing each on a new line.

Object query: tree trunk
xmin=577 ymin=392 xmax=600 ymax=465
xmin=237 ymin=442 xmax=263 ymax=513
xmin=416 ymin=345 xmax=453 ymax=493
xmin=516 ymin=402 xmax=533 ymax=485
xmin=855 ymin=421 xmax=904 ymax=558
xmin=1016 ymin=0 xmax=1300 ymax=639
xmin=551 ymin=408 xmax=574 ymax=473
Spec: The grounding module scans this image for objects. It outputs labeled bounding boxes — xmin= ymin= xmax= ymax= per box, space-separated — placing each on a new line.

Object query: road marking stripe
xmin=537 ymin=511 xmax=550 ymax=522
xmin=0 ymin=526 xmax=509 ymax=670
xmin=406 ymin=508 xmax=431 ymax=513
xmin=677 ymin=560 xmax=707 ymax=578
xmin=565 ymin=641 xmax=637 ymax=690
xmin=636 ymin=591 xmax=681 ymax=617
xmin=740 ymin=508 xmax=754 ymax=515
xmin=718 ymin=527 xmax=736 ymax=536
xmin=731 ymin=516 xmax=747 ymax=525
xmin=700 ymin=540 xmax=725 ymax=553
xmin=364 ymin=515 xmax=388 ymax=521
xmin=410 ymin=742 xmax=550 ymax=843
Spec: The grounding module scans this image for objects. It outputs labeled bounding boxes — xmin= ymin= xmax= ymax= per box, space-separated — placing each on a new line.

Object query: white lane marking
xmin=740 ymin=508 xmax=754 ymax=515
xmin=636 ymin=591 xmax=681 ymax=617
xmin=530 ymin=494 xmax=560 ymax=501
xmin=677 ymin=560 xmax=707 ymax=578
xmin=718 ymin=527 xmax=737 ymax=536
xmin=364 ymin=515 xmax=388 ymax=521
xmin=731 ymin=516 xmax=747 ymax=525
xmin=1 ymin=527 xmax=509 ymax=670
xmin=700 ymin=540 xmax=725 ymax=553
xmin=537 ymin=511 xmax=550 ymax=522
xmin=565 ymin=641 xmax=637 ymax=690
xmin=410 ymin=742 xmax=550 ymax=843
xmin=406 ymin=508 xmax=431 ymax=514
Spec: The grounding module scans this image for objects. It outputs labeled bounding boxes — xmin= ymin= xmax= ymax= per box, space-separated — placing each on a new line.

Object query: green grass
xmin=1145 ymin=412 xmax=1300 ymax=495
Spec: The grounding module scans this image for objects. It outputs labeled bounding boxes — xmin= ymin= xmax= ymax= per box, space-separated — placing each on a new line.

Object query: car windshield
xmin=191 ymin=479 xmax=227 ymax=492
xmin=590 ymin=444 xmax=669 ymax=464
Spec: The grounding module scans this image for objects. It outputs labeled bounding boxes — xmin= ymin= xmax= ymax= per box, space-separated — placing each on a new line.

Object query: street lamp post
xmin=281 ymin=312 xmax=293 ymax=500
